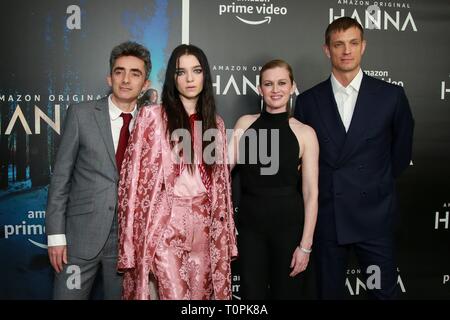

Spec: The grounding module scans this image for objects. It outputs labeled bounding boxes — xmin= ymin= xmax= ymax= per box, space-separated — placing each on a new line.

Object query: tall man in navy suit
xmin=294 ymin=17 xmax=414 ymax=299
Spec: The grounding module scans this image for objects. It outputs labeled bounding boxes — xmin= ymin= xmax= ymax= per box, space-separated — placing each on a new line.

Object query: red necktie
xmin=115 ymin=113 xmax=132 ymax=172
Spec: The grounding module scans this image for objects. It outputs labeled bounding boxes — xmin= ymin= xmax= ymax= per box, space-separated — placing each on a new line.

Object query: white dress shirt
xmin=47 ymin=96 xmax=137 ymax=247
xmin=330 ymin=68 xmax=363 ymax=132
xmin=108 ymin=95 xmax=138 ymax=152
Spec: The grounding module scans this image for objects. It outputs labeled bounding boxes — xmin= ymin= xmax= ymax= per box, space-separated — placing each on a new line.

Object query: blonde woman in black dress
xmin=230 ymin=60 xmax=319 ymax=299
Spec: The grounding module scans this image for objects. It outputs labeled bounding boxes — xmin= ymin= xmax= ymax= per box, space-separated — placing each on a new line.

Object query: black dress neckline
xmin=260 ymin=111 xmax=289 ymax=123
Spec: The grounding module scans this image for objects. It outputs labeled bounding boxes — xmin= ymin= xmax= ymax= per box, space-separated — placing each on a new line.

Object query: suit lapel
xmin=337 ymin=74 xmax=376 ymax=165
xmin=315 ymin=79 xmax=346 ymax=150
xmin=159 ymin=112 xmax=175 ymax=206
xmin=94 ymin=98 xmax=118 ymax=174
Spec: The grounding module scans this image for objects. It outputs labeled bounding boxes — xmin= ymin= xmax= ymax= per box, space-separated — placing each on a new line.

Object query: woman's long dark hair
xmin=162 ymin=44 xmax=217 ymax=170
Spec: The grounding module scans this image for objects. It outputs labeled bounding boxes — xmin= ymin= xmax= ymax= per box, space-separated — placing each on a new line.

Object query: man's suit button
xmin=109 ymin=206 xmax=115 ymax=211
xmin=361 ymin=191 xmax=367 ymax=197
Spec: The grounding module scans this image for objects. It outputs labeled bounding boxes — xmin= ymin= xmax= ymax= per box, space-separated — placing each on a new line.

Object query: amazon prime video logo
xmin=2 ymin=210 xmax=48 ymax=249
xmin=218 ymin=0 xmax=288 ymax=25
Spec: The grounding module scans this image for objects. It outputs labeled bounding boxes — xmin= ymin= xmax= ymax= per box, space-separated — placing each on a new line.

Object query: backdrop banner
xmin=0 ymin=0 xmax=449 ymax=299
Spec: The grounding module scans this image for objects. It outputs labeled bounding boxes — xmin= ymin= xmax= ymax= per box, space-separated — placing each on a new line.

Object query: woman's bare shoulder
xmin=289 ymin=117 xmax=317 ymax=139
xmin=234 ymin=113 xmax=260 ymax=131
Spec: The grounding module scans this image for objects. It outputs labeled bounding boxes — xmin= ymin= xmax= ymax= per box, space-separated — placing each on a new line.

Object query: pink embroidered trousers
xmin=153 ymin=193 xmax=213 ymax=299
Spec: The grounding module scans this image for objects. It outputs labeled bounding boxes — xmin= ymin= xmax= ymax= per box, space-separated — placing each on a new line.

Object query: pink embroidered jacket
xmin=117 ymin=105 xmax=238 ymax=300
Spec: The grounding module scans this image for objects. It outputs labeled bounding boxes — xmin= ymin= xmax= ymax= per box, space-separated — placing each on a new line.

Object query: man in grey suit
xmin=45 ymin=41 xmax=151 ymax=299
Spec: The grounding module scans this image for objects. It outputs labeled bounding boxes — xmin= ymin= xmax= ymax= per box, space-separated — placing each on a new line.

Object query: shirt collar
xmin=108 ymin=94 xmax=137 ymax=120
xmin=331 ymin=68 xmax=363 ymax=95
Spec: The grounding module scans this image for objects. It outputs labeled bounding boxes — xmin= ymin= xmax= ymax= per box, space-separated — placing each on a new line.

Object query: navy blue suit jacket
xmin=295 ymin=74 xmax=414 ymax=244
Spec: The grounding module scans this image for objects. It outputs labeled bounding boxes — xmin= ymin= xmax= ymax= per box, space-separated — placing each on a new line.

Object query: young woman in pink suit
xmin=117 ymin=44 xmax=237 ymax=300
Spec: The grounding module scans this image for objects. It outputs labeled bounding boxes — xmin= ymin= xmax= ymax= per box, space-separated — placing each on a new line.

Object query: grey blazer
xmin=46 ymin=97 xmax=120 ymax=260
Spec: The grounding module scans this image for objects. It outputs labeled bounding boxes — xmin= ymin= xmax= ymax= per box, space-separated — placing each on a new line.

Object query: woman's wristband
xmin=298 ymin=246 xmax=312 ymax=254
